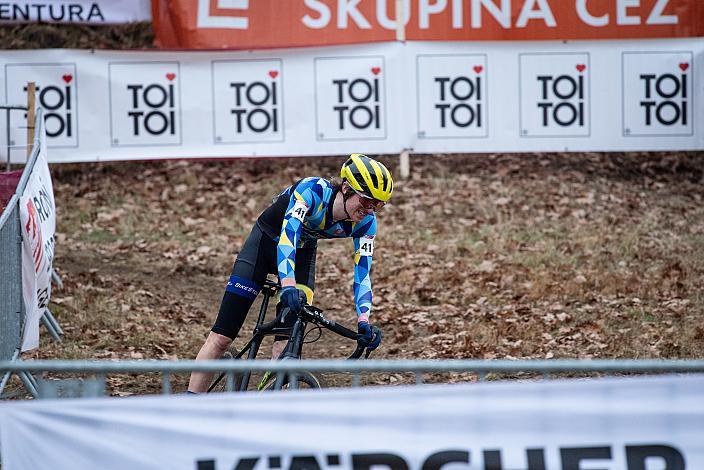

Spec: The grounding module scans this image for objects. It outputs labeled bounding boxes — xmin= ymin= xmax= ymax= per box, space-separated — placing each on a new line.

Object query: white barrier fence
xmin=1 ymin=38 xmax=702 ymax=163
xmin=0 ymin=373 xmax=702 ymax=469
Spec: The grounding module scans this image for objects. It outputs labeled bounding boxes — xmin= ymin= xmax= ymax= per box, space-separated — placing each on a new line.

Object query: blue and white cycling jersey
xmin=256 ymin=177 xmax=376 ymax=321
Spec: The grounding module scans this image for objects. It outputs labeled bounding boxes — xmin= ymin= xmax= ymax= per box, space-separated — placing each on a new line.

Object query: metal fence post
xmin=41 ymin=310 xmax=63 ymax=342
xmin=51 ymin=269 xmax=64 ymax=290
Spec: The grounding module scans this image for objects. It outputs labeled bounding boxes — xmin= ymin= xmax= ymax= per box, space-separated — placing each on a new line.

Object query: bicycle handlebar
xmin=347 ymin=325 xmax=380 ymax=359
xmin=256 ymin=304 xmax=378 ymax=360
xmin=301 ymin=307 xmax=379 ymax=360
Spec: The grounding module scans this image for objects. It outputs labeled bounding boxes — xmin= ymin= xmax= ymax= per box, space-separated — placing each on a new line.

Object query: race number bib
xmin=359 ymin=237 xmax=374 ymax=256
xmin=289 ymin=199 xmax=309 ymax=222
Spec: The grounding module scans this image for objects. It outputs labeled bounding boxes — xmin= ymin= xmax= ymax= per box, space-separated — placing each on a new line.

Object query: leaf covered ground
xmin=15 ymin=152 xmax=703 ymax=395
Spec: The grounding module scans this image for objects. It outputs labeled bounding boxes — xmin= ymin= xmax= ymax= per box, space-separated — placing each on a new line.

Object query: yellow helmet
xmin=340 ymin=154 xmax=394 ymax=202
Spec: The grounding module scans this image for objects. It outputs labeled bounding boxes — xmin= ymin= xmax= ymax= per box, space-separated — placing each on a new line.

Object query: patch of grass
xmin=78 ymin=229 xmax=122 ymax=244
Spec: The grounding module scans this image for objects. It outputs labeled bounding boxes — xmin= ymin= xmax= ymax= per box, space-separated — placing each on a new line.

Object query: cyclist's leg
xmin=188 ymin=225 xmax=275 ymax=393
xmin=271 ymin=241 xmax=317 ymax=359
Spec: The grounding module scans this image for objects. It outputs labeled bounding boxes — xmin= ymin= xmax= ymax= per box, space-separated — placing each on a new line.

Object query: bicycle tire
xmin=259 ymin=371 xmax=324 ymax=391
xmin=207 ymin=349 xmax=244 ymax=393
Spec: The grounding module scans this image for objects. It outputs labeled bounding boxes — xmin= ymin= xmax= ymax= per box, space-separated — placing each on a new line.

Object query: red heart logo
xmin=576 ymin=64 xmax=586 ymax=72
xmin=166 ymin=73 xmax=176 ymax=81
xmin=679 ymin=63 xmax=689 ymax=72
xmin=269 ymin=70 xmax=279 ymax=79
xmin=371 ymin=67 xmax=381 ymax=75
xmin=473 ymin=65 xmax=483 ymax=74
xmin=62 ymin=74 xmax=73 ymax=83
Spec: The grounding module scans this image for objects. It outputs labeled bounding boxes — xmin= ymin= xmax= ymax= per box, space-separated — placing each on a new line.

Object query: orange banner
xmin=153 ymin=0 xmax=704 ymax=49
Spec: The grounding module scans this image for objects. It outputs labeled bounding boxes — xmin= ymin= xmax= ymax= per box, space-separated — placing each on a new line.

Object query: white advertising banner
xmin=0 ymin=0 xmax=152 ymax=24
xmin=1 ymin=375 xmax=702 ymax=469
xmin=18 ymin=130 xmax=56 ymax=352
xmin=1 ymin=39 xmax=702 ymax=164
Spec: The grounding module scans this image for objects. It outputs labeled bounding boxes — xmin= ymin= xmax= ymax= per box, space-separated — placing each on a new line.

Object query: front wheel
xmin=259 ymin=371 xmax=324 ymax=391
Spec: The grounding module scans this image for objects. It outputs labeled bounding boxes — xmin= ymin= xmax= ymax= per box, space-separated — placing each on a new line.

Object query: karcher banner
xmin=0 ymin=375 xmax=702 ymax=469
xmin=1 ymin=38 xmax=702 ymax=163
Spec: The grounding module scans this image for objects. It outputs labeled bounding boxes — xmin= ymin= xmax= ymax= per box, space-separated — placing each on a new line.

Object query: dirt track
xmin=11 ymin=152 xmax=700 ymax=396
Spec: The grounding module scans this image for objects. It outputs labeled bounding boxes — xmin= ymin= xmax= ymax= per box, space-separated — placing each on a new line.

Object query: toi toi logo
xmin=6 ymin=65 xmax=79 ymax=147
xmin=332 ymin=74 xmax=381 ymax=131
xmin=30 ymin=80 xmax=73 ymax=138
xmin=520 ymin=54 xmax=590 ymax=137
xmin=536 ymin=69 xmax=586 ymax=128
xmin=417 ymin=55 xmax=487 ymax=139
xmin=229 ymin=78 xmax=279 ymax=133
xmin=213 ymin=61 xmax=283 ymax=144
xmin=315 ymin=57 xmax=385 ymax=141
xmin=126 ymin=82 xmax=176 ymax=136
xmin=622 ymin=52 xmax=692 ymax=137
xmin=639 ymin=69 xmax=688 ymax=126
xmin=109 ymin=63 xmax=181 ymax=146
xmin=434 ymin=74 xmax=483 ymax=128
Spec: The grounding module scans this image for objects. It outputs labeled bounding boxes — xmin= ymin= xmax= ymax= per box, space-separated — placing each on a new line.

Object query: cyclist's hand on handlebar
xmin=280 ymin=286 xmax=306 ymax=314
xmin=357 ymin=321 xmax=382 ymax=351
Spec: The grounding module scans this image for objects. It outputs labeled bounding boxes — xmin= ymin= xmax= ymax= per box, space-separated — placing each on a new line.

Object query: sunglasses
xmin=352 ymin=188 xmax=386 ymax=211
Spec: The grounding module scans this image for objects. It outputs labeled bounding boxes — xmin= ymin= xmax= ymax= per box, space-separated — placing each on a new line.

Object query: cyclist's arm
xmin=276 ymin=180 xmax=318 ymax=287
xmin=352 ymin=216 xmax=377 ymax=323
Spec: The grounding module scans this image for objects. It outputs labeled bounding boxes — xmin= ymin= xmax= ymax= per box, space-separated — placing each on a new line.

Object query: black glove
xmin=280 ymin=286 xmax=306 ymax=315
xmin=357 ymin=321 xmax=382 ymax=350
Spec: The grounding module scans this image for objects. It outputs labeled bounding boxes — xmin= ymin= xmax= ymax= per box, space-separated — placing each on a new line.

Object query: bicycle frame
xmin=209 ymin=279 xmax=374 ymax=392
xmin=226 ymin=280 xmax=290 ymax=391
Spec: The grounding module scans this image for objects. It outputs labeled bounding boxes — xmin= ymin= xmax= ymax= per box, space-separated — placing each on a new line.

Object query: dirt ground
xmin=6 ymin=151 xmax=700 ymax=396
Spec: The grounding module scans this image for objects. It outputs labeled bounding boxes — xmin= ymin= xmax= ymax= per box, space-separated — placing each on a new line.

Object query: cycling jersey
xmin=257 ymin=177 xmax=376 ymax=321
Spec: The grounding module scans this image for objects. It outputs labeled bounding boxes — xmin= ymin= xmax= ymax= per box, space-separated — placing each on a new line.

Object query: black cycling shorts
xmin=211 ymin=223 xmax=316 ymax=339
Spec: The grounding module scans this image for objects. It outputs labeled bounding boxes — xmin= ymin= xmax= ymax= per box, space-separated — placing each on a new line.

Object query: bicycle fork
xmin=274 ymin=319 xmax=307 ymax=389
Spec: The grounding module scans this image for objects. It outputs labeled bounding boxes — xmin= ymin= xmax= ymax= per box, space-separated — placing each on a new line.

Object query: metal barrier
xmin=1 ymin=104 xmax=32 ymax=379
xmin=0 ymin=195 xmax=23 ymax=363
xmin=0 ymin=108 xmax=63 ymax=398
xmin=1 ymin=358 xmax=703 ymax=399
xmin=0 ymin=194 xmax=38 ymax=397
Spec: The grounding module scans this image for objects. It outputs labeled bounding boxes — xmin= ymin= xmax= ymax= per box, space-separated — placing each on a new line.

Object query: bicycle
xmin=207 ymin=279 xmax=380 ymax=392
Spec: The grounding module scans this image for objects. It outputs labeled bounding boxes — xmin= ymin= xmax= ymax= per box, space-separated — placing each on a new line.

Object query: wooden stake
xmin=26 ymin=81 xmax=36 ymax=158
xmin=395 ymin=0 xmax=406 ymax=41
xmin=400 ymin=149 xmax=410 ymax=179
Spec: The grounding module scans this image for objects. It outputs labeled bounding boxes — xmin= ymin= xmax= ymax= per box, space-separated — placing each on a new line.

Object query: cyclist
xmin=187 ymin=154 xmax=393 ymax=393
